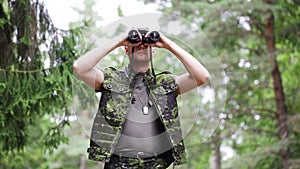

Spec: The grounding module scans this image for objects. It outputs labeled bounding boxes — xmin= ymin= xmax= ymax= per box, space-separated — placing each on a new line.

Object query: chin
xmin=135 ymin=54 xmax=149 ymax=60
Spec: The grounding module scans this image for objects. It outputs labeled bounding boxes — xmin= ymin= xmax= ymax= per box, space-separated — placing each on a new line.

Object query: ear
xmin=152 ymin=47 xmax=156 ymax=55
xmin=124 ymin=46 xmax=129 ymax=55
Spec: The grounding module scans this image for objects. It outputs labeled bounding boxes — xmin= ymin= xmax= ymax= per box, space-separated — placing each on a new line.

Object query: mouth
xmin=135 ymin=49 xmax=147 ymax=55
xmin=136 ymin=50 xmax=146 ymax=54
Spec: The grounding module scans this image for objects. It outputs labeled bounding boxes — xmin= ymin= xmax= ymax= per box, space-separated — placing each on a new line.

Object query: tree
xmin=142 ymin=0 xmax=300 ymax=168
xmin=0 ymin=0 xmax=84 ymax=167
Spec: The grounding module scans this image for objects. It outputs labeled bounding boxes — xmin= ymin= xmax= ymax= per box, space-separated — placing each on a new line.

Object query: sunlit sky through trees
xmin=43 ymin=0 xmax=159 ymax=29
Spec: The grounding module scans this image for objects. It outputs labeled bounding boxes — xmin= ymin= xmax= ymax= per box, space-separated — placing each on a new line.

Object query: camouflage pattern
xmin=87 ymin=67 xmax=187 ymax=165
xmin=104 ymin=155 xmax=169 ymax=169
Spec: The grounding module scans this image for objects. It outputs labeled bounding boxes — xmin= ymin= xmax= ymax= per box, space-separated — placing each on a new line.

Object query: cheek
xmin=127 ymin=54 xmax=132 ymax=60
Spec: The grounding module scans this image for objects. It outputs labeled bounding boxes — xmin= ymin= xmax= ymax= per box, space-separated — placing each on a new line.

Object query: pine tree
xmin=0 ymin=0 xmax=84 ymax=159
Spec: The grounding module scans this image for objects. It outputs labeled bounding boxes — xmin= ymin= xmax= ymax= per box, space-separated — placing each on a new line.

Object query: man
xmin=73 ymin=29 xmax=210 ymax=168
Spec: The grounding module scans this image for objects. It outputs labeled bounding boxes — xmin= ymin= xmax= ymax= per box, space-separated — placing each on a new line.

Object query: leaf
xmin=117 ymin=5 xmax=124 ymax=17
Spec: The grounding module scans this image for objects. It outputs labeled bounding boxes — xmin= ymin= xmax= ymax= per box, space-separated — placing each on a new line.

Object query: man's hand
xmin=144 ymin=32 xmax=173 ymax=49
xmin=117 ymin=33 xmax=142 ymax=47
xmin=144 ymin=31 xmax=210 ymax=94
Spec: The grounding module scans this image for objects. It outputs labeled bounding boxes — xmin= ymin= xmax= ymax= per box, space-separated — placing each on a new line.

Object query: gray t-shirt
xmin=114 ymin=75 xmax=172 ymax=158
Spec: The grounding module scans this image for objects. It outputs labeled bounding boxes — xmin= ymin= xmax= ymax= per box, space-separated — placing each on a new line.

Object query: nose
xmin=139 ymin=44 xmax=146 ymax=49
xmin=138 ymin=44 xmax=148 ymax=49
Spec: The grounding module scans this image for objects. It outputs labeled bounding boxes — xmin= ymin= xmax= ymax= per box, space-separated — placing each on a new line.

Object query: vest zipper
xmin=145 ymin=82 xmax=177 ymax=164
xmin=109 ymin=87 xmax=134 ymax=158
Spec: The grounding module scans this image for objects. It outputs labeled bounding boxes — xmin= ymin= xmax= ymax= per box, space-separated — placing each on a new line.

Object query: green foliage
xmin=1 ymin=0 xmax=299 ymax=168
xmin=0 ymin=0 xmax=85 ymax=167
xmin=117 ymin=5 xmax=124 ymax=17
xmin=142 ymin=0 xmax=300 ymax=168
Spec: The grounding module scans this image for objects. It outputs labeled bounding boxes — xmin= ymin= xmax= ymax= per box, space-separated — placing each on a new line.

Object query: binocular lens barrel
xmin=149 ymin=31 xmax=160 ymax=42
xmin=127 ymin=30 xmax=160 ymax=43
xmin=127 ymin=30 xmax=140 ymax=43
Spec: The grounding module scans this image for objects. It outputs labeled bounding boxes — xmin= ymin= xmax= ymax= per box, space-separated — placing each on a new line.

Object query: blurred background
xmin=0 ymin=0 xmax=299 ymax=168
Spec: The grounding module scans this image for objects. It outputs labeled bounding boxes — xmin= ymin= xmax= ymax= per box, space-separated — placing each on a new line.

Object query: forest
xmin=0 ymin=0 xmax=299 ymax=168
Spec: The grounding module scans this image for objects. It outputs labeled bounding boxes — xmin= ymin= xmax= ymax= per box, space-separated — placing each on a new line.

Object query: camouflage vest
xmin=87 ymin=67 xmax=187 ymax=165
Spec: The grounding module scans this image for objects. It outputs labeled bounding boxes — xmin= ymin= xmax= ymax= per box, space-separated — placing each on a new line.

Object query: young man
xmin=73 ymin=29 xmax=210 ymax=168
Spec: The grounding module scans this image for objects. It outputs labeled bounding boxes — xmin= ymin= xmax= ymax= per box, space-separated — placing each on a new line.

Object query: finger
xmin=127 ymin=41 xmax=142 ymax=47
xmin=144 ymin=31 xmax=151 ymax=38
xmin=134 ymin=42 xmax=142 ymax=46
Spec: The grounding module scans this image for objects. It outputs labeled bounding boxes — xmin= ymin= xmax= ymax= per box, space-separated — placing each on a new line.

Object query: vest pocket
xmin=100 ymin=79 xmax=131 ymax=126
xmin=102 ymin=79 xmax=130 ymax=93
xmin=152 ymin=81 xmax=178 ymax=95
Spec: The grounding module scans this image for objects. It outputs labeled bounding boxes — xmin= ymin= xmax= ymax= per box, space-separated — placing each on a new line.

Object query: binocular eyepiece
xmin=127 ymin=29 xmax=160 ymax=44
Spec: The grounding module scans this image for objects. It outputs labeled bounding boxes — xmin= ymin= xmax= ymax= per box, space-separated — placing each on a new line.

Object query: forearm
xmin=73 ymin=33 xmax=141 ymax=89
xmin=166 ymin=41 xmax=210 ymax=85
xmin=73 ymin=38 xmax=120 ymax=74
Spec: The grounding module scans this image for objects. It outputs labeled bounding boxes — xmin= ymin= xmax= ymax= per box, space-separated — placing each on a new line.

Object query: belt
xmin=115 ymin=150 xmax=172 ymax=160
xmin=106 ymin=152 xmax=170 ymax=169
xmin=111 ymin=152 xmax=158 ymax=162
xmin=107 ymin=157 xmax=164 ymax=169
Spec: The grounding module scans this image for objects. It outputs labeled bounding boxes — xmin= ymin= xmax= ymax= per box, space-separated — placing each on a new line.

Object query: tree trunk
xmin=264 ymin=1 xmax=290 ymax=168
xmin=80 ymin=155 xmax=86 ymax=169
xmin=210 ymin=143 xmax=221 ymax=169
xmin=0 ymin=2 xmax=13 ymax=69
xmin=210 ymin=129 xmax=221 ymax=169
xmin=79 ymin=109 xmax=89 ymax=169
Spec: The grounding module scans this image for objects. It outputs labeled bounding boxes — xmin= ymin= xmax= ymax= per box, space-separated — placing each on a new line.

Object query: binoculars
xmin=127 ymin=29 xmax=160 ymax=44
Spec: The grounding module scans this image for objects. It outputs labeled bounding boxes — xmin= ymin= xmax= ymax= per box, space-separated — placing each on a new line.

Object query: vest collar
xmin=125 ymin=66 xmax=156 ymax=85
